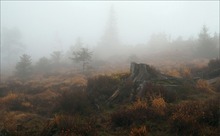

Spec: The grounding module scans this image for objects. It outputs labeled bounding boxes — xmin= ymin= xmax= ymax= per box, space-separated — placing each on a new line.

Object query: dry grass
xmin=111 ymin=99 xmax=149 ymax=127
xmin=169 ymin=96 xmax=220 ymax=135
xmin=0 ymin=93 xmax=31 ymax=111
xmin=166 ymin=69 xmax=181 ymax=77
xmin=0 ymin=92 xmax=18 ymax=104
xmin=42 ymin=114 xmax=98 ymax=136
xmin=151 ymin=97 xmax=166 ymax=116
xmin=1 ymin=65 xmax=219 ymax=135
xmin=129 ymin=98 xmax=148 ymax=111
xmin=55 ymin=89 xmax=92 ymax=115
xmin=170 ymin=100 xmax=203 ymax=135
xmin=63 ymin=74 xmax=87 ymax=86
xmin=196 ymin=79 xmax=215 ymax=93
xmin=129 ymin=125 xmax=148 ymax=136
xmin=86 ymin=75 xmax=120 ymax=104
xmin=181 ymin=67 xmax=191 ymax=78
xmin=0 ymin=111 xmax=45 ymax=135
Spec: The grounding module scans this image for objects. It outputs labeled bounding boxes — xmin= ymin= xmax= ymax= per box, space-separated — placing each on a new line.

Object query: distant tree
xmin=196 ymin=25 xmax=218 ymax=58
xmin=213 ymin=32 xmax=220 ymax=59
xmin=66 ymin=37 xmax=83 ymax=61
xmin=15 ymin=54 xmax=32 ymax=79
xmin=95 ymin=6 xmax=121 ymax=58
xmin=35 ymin=57 xmax=51 ymax=74
xmin=70 ymin=48 xmax=93 ymax=73
xmin=51 ymin=51 xmax=62 ymax=64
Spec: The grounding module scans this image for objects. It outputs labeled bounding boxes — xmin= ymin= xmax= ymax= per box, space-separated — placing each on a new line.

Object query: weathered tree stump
xmin=107 ymin=62 xmax=192 ymax=104
xmin=129 ymin=62 xmax=159 ymax=83
xmin=107 ymin=62 xmax=160 ymax=103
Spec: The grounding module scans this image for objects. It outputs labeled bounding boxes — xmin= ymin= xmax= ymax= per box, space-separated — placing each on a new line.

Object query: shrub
xmin=160 ymin=89 xmax=177 ymax=103
xmin=87 ymin=75 xmax=120 ymax=104
xmin=170 ymin=101 xmax=204 ymax=135
xmin=41 ymin=114 xmax=97 ymax=136
xmin=170 ymin=96 xmax=220 ymax=135
xmin=129 ymin=126 xmax=148 ymax=136
xmin=111 ymin=99 xmax=148 ymax=127
xmin=116 ymin=80 xmax=134 ymax=103
xmin=198 ymin=96 xmax=220 ymax=127
xmin=208 ymin=58 xmax=220 ymax=69
xmin=111 ymin=109 xmax=134 ymax=127
xmin=55 ymin=87 xmax=93 ymax=115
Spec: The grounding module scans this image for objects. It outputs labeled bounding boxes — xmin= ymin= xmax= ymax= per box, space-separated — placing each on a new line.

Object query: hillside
xmin=0 ymin=62 xmax=219 ymax=136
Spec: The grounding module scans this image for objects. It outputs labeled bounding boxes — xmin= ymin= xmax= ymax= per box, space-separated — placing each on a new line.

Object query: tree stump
xmin=129 ymin=62 xmax=159 ymax=83
xmin=107 ymin=62 xmax=160 ymax=103
xmin=107 ymin=62 xmax=188 ymax=103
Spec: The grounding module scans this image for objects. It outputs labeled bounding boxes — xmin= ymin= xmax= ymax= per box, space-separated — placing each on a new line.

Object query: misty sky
xmin=1 ymin=1 xmax=219 ymax=58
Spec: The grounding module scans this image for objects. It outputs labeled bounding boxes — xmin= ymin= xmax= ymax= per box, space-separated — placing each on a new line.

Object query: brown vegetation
xmin=129 ymin=126 xmax=148 ymax=136
xmin=0 ymin=61 xmax=219 ymax=135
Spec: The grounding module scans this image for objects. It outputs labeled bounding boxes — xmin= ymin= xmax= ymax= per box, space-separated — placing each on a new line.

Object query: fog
xmin=1 ymin=1 xmax=219 ymax=76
